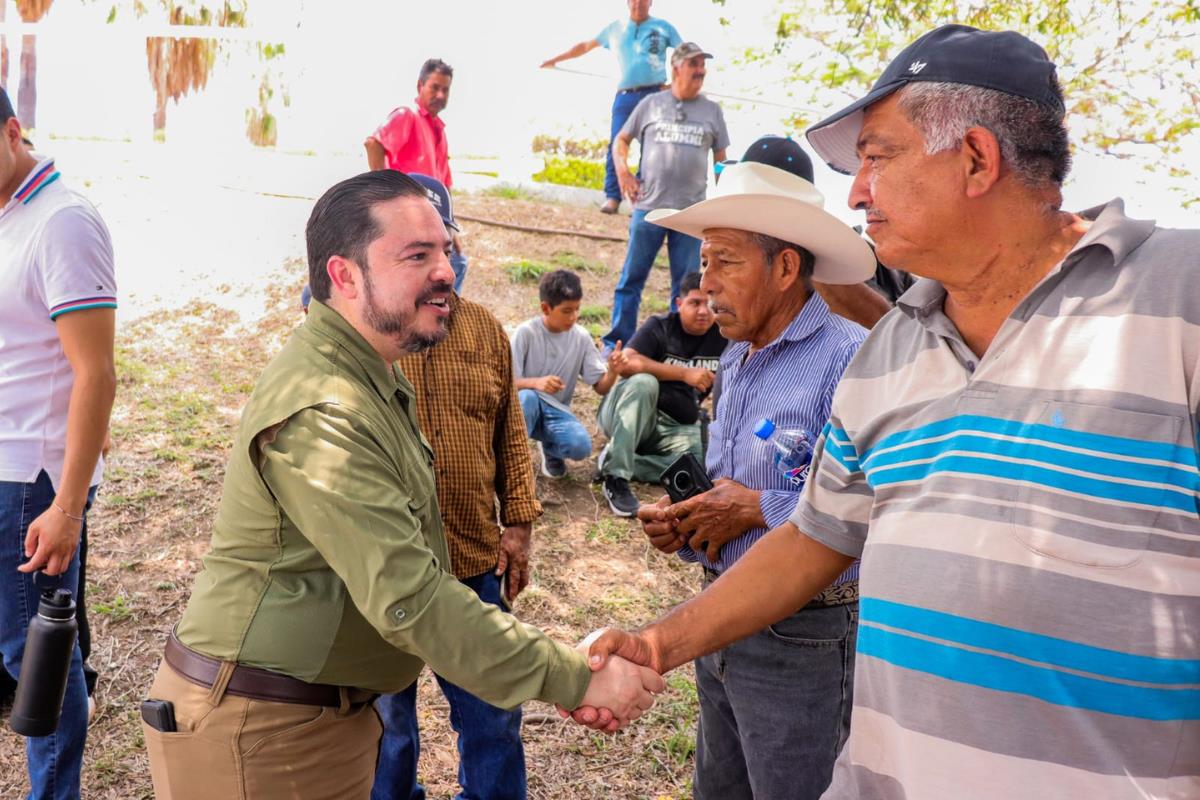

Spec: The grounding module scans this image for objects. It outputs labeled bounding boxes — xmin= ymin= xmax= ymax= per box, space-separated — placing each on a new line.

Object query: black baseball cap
xmin=806 ymin=24 xmax=1064 ymax=175
xmin=0 ymin=88 xmax=14 ymax=122
xmin=739 ymin=136 xmax=815 ymax=184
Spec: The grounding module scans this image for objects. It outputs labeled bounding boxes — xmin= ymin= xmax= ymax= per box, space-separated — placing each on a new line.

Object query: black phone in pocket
xmin=140 ymin=699 xmax=177 ymax=733
xmin=660 ymin=452 xmax=714 ymax=504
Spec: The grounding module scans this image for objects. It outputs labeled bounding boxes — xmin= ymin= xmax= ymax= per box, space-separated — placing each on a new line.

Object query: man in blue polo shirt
xmin=541 ymin=0 xmax=682 ymax=214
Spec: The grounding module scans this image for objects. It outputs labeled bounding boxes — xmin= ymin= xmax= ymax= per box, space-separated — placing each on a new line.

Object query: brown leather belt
xmin=165 ymin=633 xmax=377 ymax=708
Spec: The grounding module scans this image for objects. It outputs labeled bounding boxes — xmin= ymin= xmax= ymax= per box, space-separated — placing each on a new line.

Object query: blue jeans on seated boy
xmin=0 ymin=470 xmax=93 ymax=800
xmin=517 ymin=390 xmax=591 ymax=462
xmin=371 ymin=571 xmax=526 ymax=800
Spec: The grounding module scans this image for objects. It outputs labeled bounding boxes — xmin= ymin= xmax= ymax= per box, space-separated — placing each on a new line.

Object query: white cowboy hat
xmin=645 ymin=161 xmax=875 ymax=284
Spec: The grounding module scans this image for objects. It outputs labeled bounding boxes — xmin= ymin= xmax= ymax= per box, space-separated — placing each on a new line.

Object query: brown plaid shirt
xmin=396 ymin=294 xmax=542 ymax=578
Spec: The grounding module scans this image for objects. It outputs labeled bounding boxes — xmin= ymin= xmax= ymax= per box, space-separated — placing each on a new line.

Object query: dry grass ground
xmin=0 ymin=192 xmax=702 ymax=799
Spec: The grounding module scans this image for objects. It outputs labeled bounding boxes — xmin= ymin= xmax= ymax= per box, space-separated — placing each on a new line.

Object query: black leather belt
xmin=165 ymin=632 xmax=377 ymax=708
xmin=618 ymin=83 xmax=665 ymax=94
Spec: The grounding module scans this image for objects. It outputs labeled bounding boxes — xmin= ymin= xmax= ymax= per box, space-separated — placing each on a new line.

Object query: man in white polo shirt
xmin=0 ymin=87 xmax=116 ymax=800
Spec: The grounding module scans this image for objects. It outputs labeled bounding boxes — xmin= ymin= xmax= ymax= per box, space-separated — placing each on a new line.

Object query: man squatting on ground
xmin=587 ymin=157 xmax=877 ymax=799
xmin=598 ymin=270 xmax=727 ymax=517
xmin=579 ymin=24 xmax=1200 ymax=800
xmin=371 ymin=173 xmax=543 ymax=800
xmin=141 ymin=170 xmax=664 ymax=800
xmin=0 ymin=86 xmax=117 ymax=800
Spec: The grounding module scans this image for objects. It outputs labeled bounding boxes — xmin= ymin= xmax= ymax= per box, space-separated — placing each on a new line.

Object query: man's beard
xmin=362 ymin=271 xmax=451 ymax=353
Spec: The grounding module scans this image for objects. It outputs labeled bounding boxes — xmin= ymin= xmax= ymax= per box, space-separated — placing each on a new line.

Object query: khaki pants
xmin=143 ymin=659 xmax=382 ymax=799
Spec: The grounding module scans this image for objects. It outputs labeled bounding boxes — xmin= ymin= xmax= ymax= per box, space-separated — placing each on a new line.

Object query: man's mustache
xmin=415 ymin=281 xmax=454 ymax=307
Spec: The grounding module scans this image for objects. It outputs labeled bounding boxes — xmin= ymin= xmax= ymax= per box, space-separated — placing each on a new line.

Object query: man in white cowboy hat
xmin=577 ymin=159 xmax=876 ymax=799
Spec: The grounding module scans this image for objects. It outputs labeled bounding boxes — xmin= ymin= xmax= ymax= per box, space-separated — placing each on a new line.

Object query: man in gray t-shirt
xmin=604 ymin=42 xmax=729 ymax=353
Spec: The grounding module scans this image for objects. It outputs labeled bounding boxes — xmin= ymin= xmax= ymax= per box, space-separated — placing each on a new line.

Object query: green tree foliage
xmin=725 ymin=0 xmax=1200 ymax=203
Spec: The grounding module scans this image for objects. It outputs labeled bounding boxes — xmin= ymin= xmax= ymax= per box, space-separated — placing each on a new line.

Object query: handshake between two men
xmin=562 ymin=478 xmax=768 ymax=731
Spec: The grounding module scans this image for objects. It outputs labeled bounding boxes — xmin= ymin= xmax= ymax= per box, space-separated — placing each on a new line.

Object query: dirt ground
xmin=0 ymin=190 xmax=704 ymax=799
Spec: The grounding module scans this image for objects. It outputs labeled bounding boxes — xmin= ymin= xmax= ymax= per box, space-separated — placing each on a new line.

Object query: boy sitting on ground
xmin=598 ymin=271 xmax=727 ymax=515
xmin=512 ymin=270 xmax=618 ymax=477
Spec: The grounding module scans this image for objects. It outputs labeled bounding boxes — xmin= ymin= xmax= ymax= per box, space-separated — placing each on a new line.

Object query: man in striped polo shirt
xmin=627 ymin=159 xmax=877 ymax=799
xmin=0 ymin=88 xmax=117 ymax=799
xmin=582 ymin=24 xmax=1199 ymax=799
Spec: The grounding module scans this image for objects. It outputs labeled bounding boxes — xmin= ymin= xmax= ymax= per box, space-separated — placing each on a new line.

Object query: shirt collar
xmin=304 ymin=299 xmax=403 ymax=399
xmin=1064 ymin=198 xmax=1155 ymax=269
xmin=725 ymin=291 xmax=832 ymax=361
xmin=896 ymin=198 xmax=1155 ymax=321
xmin=4 ymin=155 xmax=59 ymax=213
xmin=414 ymin=99 xmax=444 ymax=126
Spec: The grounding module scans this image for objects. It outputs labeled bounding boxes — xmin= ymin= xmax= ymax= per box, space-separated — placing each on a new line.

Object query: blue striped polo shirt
xmin=793 ymin=199 xmax=1200 ymax=798
xmin=680 ymin=291 xmax=866 ymax=581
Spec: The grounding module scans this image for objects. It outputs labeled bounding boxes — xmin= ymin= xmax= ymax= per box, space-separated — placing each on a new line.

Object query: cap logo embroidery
xmin=908 ymin=60 xmax=928 ymax=74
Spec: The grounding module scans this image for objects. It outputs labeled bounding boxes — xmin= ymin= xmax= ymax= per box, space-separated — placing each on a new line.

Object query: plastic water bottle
xmin=753 ymin=418 xmax=813 ymax=487
xmin=10 ymin=588 xmax=78 ymax=737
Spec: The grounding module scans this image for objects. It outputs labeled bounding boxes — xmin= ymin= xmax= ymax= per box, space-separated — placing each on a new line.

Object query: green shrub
xmin=504 ymin=259 xmax=554 ymax=284
xmin=482 ymin=184 xmax=532 ymax=200
xmin=643 ymin=295 xmax=670 ymax=314
xmin=551 ymin=251 xmax=608 ymax=274
xmin=578 ymin=305 xmax=609 ymax=323
xmin=531 ymin=134 xmax=610 ymax=161
xmin=533 ymin=156 xmax=605 ymax=190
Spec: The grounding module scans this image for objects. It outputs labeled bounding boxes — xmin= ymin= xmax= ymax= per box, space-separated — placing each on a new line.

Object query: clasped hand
xmin=636 ymin=479 xmax=761 ymax=562
xmin=556 ymin=630 xmax=665 ymax=733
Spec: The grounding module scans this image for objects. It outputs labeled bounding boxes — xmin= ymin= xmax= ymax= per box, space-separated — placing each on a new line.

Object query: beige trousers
xmin=143 ymin=660 xmax=382 ymax=800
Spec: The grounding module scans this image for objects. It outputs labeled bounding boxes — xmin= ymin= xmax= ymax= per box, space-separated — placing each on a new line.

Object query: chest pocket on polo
xmin=442 ymin=348 xmax=503 ymax=421
xmin=1009 ymin=401 xmax=1185 ymax=568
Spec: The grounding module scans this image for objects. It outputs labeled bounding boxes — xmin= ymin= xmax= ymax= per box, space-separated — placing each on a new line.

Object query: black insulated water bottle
xmin=10 ymin=588 xmax=78 ymax=737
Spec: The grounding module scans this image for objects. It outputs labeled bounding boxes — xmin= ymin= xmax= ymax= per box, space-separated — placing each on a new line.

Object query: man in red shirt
xmin=365 ymin=59 xmax=453 ymax=187
xmin=365 ymin=59 xmax=469 ymax=290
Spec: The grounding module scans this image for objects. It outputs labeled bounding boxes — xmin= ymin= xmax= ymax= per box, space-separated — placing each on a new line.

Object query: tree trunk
xmin=18 ymin=34 xmax=35 ymax=128
xmin=0 ymin=4 xmax=9 ymax=91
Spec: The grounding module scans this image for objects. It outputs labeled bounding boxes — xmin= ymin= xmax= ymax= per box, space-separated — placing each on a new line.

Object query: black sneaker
xmin=539 ymin=442 xmax=567 ymax=479
xmin=603 ymin=475 xmax=639 ymax=517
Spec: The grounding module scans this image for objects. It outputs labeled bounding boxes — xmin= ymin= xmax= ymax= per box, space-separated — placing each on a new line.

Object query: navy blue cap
xmin=407 ymin=172 xmax=460 ymax=232
xmin=0 ymin=88 xmax=13 ymax=122
xmin=807 ymin=24 xmax=1064 ymax=174
xmin=739 ymin=136 xmax=815 ymax=184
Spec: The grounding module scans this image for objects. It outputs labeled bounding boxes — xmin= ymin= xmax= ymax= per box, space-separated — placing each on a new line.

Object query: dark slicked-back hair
xmin=419 ymin=58 xmax=453 ymax=84
xmin=306 ymin=170 xmax=426 ymax=303
xmin=539 ymin=269 xmax=583 ymax=308
xmin=678 ymin=271 xmax=703 ymax=297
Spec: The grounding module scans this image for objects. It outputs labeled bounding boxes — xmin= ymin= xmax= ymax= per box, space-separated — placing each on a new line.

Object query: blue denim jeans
xmin=0 ymin=471 xmax=92 ymax=800
xmin=692 ymin=600 xmax=858 ymax=800
xmin=371 ymin=571 xmax=525 ymax=800
xmin=450 ymin=251 xmax=468 ymax=294
xmin=603 ymin=209 xmax=701 ymax=350
xmin=605 ymin=87 xmax=661 ymax=202
xmin=517 ymin=390 xmax=592 ymax=461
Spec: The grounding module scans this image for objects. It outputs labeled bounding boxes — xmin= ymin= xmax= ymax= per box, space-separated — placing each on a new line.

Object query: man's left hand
xmin=496 ymin=522 xmax=533 ymax=602
xmin=669 ymin=479 xmax=763 ymax=562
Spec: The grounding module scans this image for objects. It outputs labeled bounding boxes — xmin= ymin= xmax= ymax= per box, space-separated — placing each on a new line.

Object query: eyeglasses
xmin=674 ymin=101 xmax=687 ymax=123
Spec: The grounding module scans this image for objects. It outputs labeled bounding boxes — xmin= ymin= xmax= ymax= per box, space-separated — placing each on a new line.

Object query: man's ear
xmin=961 ymin=126 xmax=1002 ymax=199
xmin=327 ymin=255 xmax=361 ymax=301
xmin=774 ymin=248 xmax=804 ymax=292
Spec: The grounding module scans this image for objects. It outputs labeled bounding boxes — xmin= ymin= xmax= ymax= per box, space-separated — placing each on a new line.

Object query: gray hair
xmin=896 ymin=82 xmax=1071 ymax=189
xmin=749 ymin=232 xmax=815 ymax=291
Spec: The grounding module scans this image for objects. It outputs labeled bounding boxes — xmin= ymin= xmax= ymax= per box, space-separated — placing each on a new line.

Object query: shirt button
xmin=966 ymin=362 xmax=976 ymax=372
xmin=393 ymin=608 xmax=406 ymax=621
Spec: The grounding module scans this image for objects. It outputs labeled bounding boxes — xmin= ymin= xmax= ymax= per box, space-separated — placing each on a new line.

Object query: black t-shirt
xmin=627 ymin=312 xmax=727 ymax=425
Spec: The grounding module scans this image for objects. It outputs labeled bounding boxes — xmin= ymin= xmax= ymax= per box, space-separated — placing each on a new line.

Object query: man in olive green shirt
xmin=142 ymin=171 xmax=663 ymax=800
